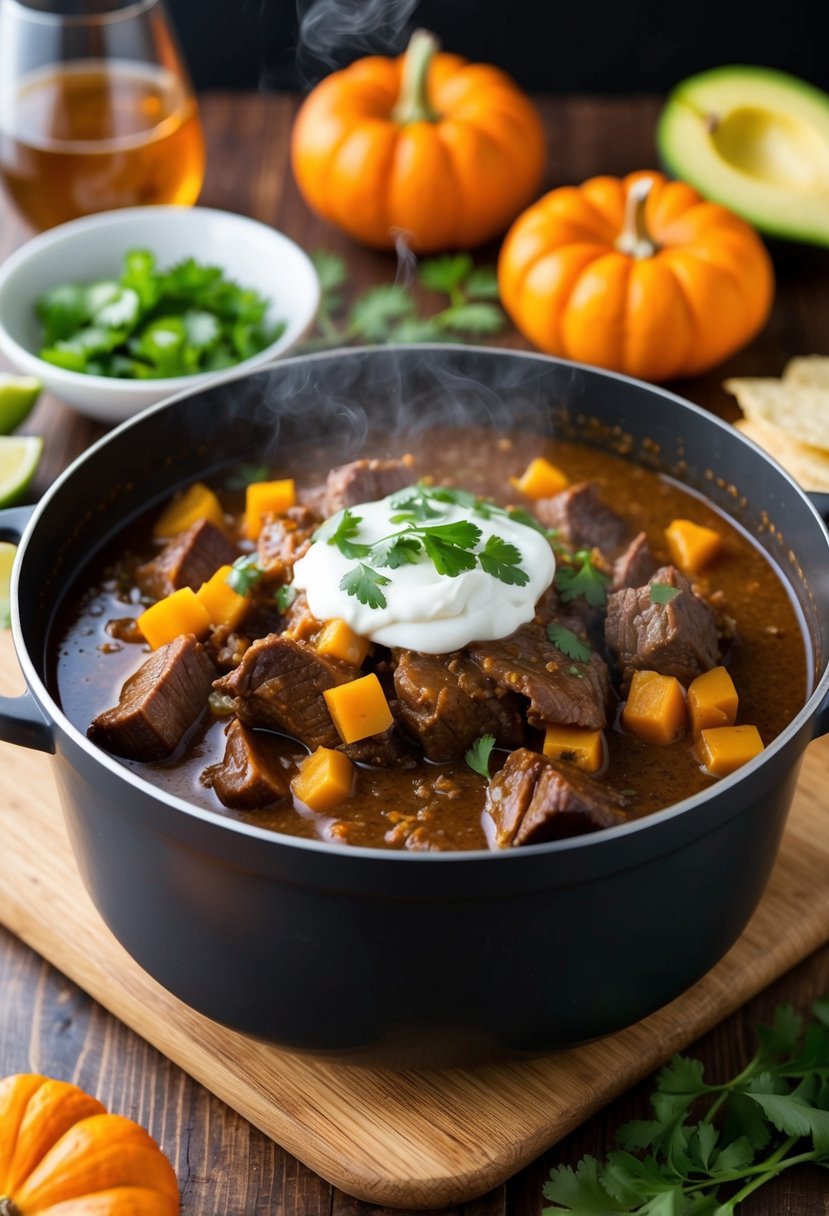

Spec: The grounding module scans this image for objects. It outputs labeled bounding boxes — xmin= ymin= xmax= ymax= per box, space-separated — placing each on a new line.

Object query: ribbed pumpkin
xmin=0 ymin=1074 xmax=178 ymax=1215
xmin=291 ymin=29 xmax=545 ymax=253
xmin=498 ymin=171 xmax=775 ymax=382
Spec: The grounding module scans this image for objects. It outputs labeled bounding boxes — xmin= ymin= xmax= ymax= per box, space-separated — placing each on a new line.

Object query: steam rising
xmin=296 ymin=0 xmax=420 ymax=84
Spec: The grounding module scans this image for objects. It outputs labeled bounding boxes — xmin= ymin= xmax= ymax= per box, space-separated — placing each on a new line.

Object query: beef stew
xmin=53 ymin=426 xmax=808 ymax=852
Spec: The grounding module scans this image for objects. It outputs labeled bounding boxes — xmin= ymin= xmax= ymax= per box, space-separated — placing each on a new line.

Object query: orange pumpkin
xmin=498 ymin=171 xmax=775 ymax=382
xmin=0 ymin=1074 xmax=178 ymax=1215
xmin=291 ymin=29 xmax=545 ymax=253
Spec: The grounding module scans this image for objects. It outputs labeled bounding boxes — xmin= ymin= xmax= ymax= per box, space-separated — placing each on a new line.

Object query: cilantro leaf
xmin=275 ymin=584 xmax=297 ymax=612
xmin=547 ymin=622 xmax=592 ymax=663
xmin=389 ymin=486 xmax=443 ymax=522
xmin=650 ymin=583 xmax=681 ymax=605
xmin=464 ymin=265 xmax=501 ymax=299
xmin=418 ymin=253 xmax=474 ymax=295
xmin=372 ymin=533 xmax=422 ymax=569
xmin=419 ymin=520 xmax=481 ymax=577
xmin=348 ymin=285 xmax=414 ymax=342
xmin=478 ymin=534 xmax=530 ymax=586
xmin=439 ymin=301 xmax=505 ymax=335
xmin=555 ymin=552 xmax=611 ymax=608
xmin=339 ymin=563 xmax=390 ymax=609
xmin=226 ymin=554 xmax=263 ymax=596
xmin=310 ymin=249 xmax=347 ymax=294
xmin=465 ymin=733 xmax=496 ymax=780
xmin=326 ymin=509 xmax=372 ymax=559
xmin=543 ymin=1157 xmax=628 ymax=1213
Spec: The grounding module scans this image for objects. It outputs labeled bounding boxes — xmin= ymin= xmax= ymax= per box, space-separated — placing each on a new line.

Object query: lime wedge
xmin=0 ymin=541 xmax=15 ymax=629
xmin=0 ymin=435 xmax=43 ymax=507
xmin=0 ymin=374 xmax=41 ymax=434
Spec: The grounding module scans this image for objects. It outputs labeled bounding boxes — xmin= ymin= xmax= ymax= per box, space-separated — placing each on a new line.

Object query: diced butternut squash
xmin=697 ymin=725 xmax=764 ymax=777
xmin=621 ymin=669 xmax=687 ymax=745
xmin=687 ymin=666 xmax=739 ymax=736
xmin=665 ymin=518 xmax=722 ymax=573
xmin=315 ymin=618 xmax=372 ymax=667
xmin=323 ymin=673 xmax=394 ymax=744
xmin=137 ymin=587 xmax=211 ymax=650
xmin=512 ymin=457 xmax=570 ymax=499
xmin=153 ymin=482 xmax=224 ymax=539
xmin=291 ymin=746 xmax=355 ymax=812
xmin=543 ymin=725 xmax=605 ymax=773
xmin=196 ymin=565 xmax=248 ymax=630
xmin=245 ymin=479 xmax=296 ymax=540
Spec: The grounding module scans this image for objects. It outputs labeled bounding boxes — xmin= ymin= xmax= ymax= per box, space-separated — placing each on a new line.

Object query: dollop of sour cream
xmin=292 ymin=490 xmax=556 ymax=653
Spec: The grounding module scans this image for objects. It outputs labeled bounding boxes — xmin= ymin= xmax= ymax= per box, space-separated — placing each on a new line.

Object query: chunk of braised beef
xmin=204 ymin=718 xmax=292 ymax=810
xmin=467 ymin=620 xmax=610 ymax=731
xmin=343 ymin=726 xmax=418 ymax=769
xmin=308 ymin=456 xmax=416 ymax=518
xmin=534 ymin=482 xmax=628 ymax=558
xmin=605 ymin=565 xmax=719 ymax=691
xmin=257 ymin=505 xmax=319 ymax=582
xmin=392 ymin=649 xmax=525 ymax=762
xmin=136 ymin=519 xmax=238 ymax=602
xmin=612 ymin=531 xmax=657 ymax=592
xmin=206 ymin=624 xmax=250 ymax=671
xmin=213 ymin=633 xmax=355 ymax=750
xmin=281 ymin=590 xmax=320 ymax=641
xmin=484 ymin=748 xmax=627 ymax=848
xmin=88 ymin=634 xmax=215 ymax=761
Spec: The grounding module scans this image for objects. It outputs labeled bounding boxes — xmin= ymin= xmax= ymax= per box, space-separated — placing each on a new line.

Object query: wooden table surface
xmin=2 ymin=91 xmax=829 ymax=1215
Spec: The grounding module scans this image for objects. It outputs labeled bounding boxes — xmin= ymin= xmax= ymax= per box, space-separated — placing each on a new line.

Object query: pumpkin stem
xmin=391 ymin=28 xmax=440 ymax=125
xmin=0 ymin=1199 xmax=22 ymax=1216
xmin=616 ymin=176 xmax=660 ymax=259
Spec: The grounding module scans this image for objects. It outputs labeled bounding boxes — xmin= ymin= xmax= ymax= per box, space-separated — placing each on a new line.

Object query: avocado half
xmin=657 ymin=65 xmax=829 ymax=247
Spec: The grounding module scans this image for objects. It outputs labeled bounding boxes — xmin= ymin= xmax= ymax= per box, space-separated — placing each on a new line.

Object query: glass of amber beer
xmin=0 ymin=0 xmax=205 ymax=229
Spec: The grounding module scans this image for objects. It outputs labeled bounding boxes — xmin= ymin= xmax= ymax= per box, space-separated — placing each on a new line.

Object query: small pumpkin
xmin=0 ymin=1074 xmax=178 ymax=1215
xmin=291 ymin=29 xmax=545 ymax=253
xmin=498 ymin=171 xmax=775 ymax=381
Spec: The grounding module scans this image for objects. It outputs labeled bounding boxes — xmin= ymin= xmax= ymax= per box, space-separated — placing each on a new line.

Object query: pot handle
xmin=0 ymin=503 xmax=55 ymax=754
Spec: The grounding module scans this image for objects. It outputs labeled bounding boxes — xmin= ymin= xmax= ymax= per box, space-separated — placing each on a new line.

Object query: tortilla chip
xmin=784 ymin=355 xmax=829 ymax=388
xmin=735 ymin=416 xmax=829 ymax=492
xmin=723 ymin=378 xmax=829 ymax=450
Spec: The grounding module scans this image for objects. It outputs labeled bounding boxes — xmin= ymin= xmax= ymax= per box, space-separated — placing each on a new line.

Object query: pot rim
xmin=12 ymin=344 xmax=829 ymax=863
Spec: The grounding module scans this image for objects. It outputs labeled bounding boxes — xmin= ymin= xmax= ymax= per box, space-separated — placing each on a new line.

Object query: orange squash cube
xmin=697 ymin=725 xmax=764 ymax=776
xmin=621 ymin=669 xmax=687 ymax=745
xmin=137 ymin=587 xmax=211 ymax=650
xmin=665 ymin=518 xmax=722 ymax=573
xmin=196 ymin=565 xmax=249 ymax=630
xmin=323 ymin=673 xmax=394 ymax=744
xmin=512 ymin=457 xmax=570 ymax=499
xmin=245 ymin=479 xmax=296 ymax=540
xmin=153 ymin=482 xmax=224 ymax=538
xmin=543 ymin=725 xmax=605 ymax=773
xmin=315 ymin=618 xmax=372 ymax=667
xmin=687 ymin=666 xmax=739 ymax=736
xmin=291 ymin=747 xmax=355 ymax=812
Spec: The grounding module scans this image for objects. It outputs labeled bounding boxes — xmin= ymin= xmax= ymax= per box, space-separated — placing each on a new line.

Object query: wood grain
xmin=1 ymin=638 xmax=828 ymax=1208
xmin=2 ymin=91 xmax=829 ymax=1214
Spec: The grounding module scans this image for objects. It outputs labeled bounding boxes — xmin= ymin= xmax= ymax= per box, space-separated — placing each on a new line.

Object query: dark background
xmin=166 ymin=0 xmax=829 ymax=95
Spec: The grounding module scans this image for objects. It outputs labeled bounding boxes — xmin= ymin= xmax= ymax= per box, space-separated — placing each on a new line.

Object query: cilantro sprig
xmin=326 ymin=484 xmax=533 ymax=610
xmin=302 ymin=250 xmax=506 ymax=351
xmin=543 ymin=994 xmax=829 ymax=1215
xmin=547 ymin=622 xmax=592 ymax=664
xmin=650 ymin=583 xmax=681 ymax=605
xmin=36 ymin=250 xmax=285 ymax=378
xmin=226 ymin=554 xmax=263 ymax=596
xmin=465 ymin=734 xmax=496 ymax=780
xmin=554 ymin=549 xmax=611 ymax=609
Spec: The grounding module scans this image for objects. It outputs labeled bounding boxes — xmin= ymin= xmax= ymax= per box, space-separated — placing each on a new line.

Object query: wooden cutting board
xmin=1 ymin=632 xmax=829 ymax=1209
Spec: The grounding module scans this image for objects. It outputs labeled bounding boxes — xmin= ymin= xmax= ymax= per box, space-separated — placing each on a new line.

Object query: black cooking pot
xmin=2 ymin=346 xmax=828 ymax=1062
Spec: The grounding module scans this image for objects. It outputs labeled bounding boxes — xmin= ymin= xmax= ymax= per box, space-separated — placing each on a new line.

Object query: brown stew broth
xmin=52 ymin=428 xmax=808 ymax=850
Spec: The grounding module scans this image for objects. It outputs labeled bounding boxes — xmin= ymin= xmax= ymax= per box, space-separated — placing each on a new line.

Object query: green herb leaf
xmin=310 ymin=249 xmax=348 ymax=294
xmin=372 ymin=533 xmax=422 ymax=569
xmin=348 ymin=285 xmax=414 ymax=342
xmin=419 ymin=520 xmax=481 ymax=577
xmin=547 ymin=622 xmax=592 ymax=663
xmin=227 ymin=553 xmax=264 ymax=596
xmin=465 ymin=733 xmax=496 ymax=780
xmin=275 ymin=584 xmax=297 ymax=612
xmin=418 ymin=253 xmax=474 ymax=295
xmin=555 ymin=553 xmax=611 ymax=608
xmin=326 ymin=509 xmax=372 ymax=559
xmin=650 ymin=583 xmax=681 ymax=605
xmin=439 ymin=301 xmax=505 ymax=335
xmin=464 ymin=265 xmax=501 ymax=300
xmin=339 ymin=562 xmax=391 ymax=609
xmin=478 ymin=534 xmax=530 ymax=586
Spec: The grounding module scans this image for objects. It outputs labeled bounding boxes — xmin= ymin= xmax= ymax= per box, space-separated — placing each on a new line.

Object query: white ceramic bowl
xmin=0 ymin=206 xmax=320 ymax=425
